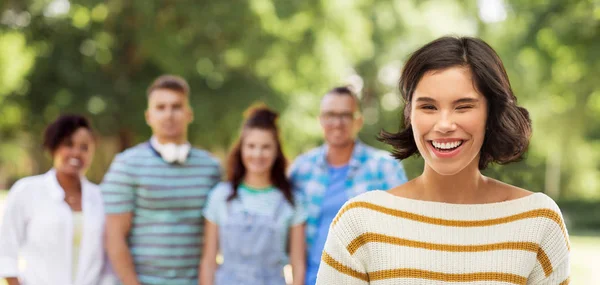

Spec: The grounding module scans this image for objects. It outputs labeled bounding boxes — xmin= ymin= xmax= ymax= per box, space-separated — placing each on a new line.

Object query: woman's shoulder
xmin=8 ymin=172 xmax=50 ymax=195
xmin=14 ymin=172 xmax=48 ymax=185
xmin=3 ymin=173 xmax=52 ymax=210
xmin=329 ymin=191 xmax=392 ymax=231
xmin=332 ymin=190 xmax=392 ymax=218
xmin=347 ymin=190 xmax=391 ymax=205
xmin=333 ymin=189 xmax=425 ymax=225
xmin=519 ymin=191 xmax=564 ymax=215
xmin=490 ymin=179 xmax=561 ymax=212
xmin=208 ymin=182 xmax=234 ymax=199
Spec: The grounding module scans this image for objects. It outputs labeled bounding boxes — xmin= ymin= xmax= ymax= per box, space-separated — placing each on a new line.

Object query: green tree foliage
xmin=479 ymin=0 xmax=600 ymax=200
xmin=0 ymin=0 xmax=598 ymax=201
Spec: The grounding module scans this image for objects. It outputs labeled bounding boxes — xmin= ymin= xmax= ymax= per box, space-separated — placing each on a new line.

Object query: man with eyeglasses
xmin=289 ymin=86 xmax=408 ymax=285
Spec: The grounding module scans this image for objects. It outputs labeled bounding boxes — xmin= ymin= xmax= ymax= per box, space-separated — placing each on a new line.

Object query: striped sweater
xmin=316 ymin=190 xmax=570 ymax=285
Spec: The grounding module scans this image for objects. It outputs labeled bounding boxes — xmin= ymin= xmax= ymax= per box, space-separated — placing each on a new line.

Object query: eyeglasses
xmin=320 ymin=112 xmax=358 ymax=125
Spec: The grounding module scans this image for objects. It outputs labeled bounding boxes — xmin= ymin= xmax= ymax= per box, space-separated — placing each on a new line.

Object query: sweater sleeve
xmin=316 ymin=229 xmax=369 ymax=284
xmin=528 ymin=202 xmax=571 ymax=285
xmin=530 ymin=257 xmax=570 ymax=285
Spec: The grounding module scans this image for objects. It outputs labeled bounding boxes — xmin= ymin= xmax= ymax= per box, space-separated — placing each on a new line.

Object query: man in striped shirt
xmin=101 ymin=75 xmax=222 ymax=285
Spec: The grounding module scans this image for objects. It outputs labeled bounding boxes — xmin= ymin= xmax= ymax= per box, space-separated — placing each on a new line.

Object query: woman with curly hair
xmin=0 ymin=115 xmax=115 ymax=285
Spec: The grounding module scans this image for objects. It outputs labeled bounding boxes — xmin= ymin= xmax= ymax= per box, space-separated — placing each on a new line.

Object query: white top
xmin=0 ymin=170 xmax=117 ymax=285
xmin=316 ymin=190 xmax=571 ymax=285
xmin=71 ymin=212 xmax=84 ymax=282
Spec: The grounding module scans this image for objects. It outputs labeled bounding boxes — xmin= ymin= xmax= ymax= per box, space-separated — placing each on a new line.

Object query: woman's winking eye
xmin=456 ymin=104 xmax=474 ymax=110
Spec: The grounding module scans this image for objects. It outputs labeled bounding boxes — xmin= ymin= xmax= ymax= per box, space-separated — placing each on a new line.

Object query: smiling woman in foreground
xmin=315 ymin=36 xmax=570 ymax=285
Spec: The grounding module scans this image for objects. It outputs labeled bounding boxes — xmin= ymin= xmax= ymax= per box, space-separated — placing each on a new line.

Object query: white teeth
xmin=432 ymin=141 xmax=462 ymax=149
xmin=68 ymin=158 xmax=81 ymax=167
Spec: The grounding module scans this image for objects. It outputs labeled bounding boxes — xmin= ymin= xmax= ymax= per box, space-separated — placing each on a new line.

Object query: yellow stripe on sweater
xmin=323 ymin=251 xmax=527 ymax=284
xmin=346 ymin=232 xmax=553 ymax=277
xmin=369 ymin=268 xmax=527 ymax=284
xmin=536 ymin=249 xmax=553 ymax=277
xmin=322 ymin=252 xmax=369 ymax=282
xmin=347 ymin=232 xmax=539 ymax=254
xmin=333 ymin=201 xmax=570 ymax=250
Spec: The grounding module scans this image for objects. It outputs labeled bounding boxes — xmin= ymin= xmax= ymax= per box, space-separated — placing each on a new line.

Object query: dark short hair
xmin=226 ymin=104 xmax=294 ymax=206
xmin=43 ymin=114 xmax=93 ymax=154
xmin=325 ymin=86 xmax=361 ymax=111
xmin=379 ymin=36 xmax=532 ymax=170
xmin=146 ymin=75 xmax=190 ymax=98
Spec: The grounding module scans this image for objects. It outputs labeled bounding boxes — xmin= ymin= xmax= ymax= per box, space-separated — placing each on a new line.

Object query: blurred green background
xmin=0 ymin=0 xmax=598 ymax=283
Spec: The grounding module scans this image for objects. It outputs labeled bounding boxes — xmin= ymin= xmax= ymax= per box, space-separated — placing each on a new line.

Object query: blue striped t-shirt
xmin=100 ymin=142 xmax=221 ymax=285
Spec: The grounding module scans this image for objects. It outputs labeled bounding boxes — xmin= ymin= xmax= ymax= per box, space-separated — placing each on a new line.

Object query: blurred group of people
xmin=0 ymin=36 xmax=570 ymax=285
xmin=0 ymin=72 xmax=406 ymax=285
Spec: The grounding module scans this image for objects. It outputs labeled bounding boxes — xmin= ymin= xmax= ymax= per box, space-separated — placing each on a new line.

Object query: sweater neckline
xmin=357 ymin=191 xmax=552 ymax=221
xmin=375 ymin=190 xmax=542 ymax=209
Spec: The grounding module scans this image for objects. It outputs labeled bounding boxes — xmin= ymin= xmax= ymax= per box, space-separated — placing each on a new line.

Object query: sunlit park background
xmin=0 ymin=0 xmax=598 ymax=283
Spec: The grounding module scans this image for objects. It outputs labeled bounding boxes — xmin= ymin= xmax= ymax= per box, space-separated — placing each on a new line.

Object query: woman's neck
xmin=56 ymin=171 xmax=82 ymax=194
xmin=415 ymin=161 xmax=490 ymax=204
xmin=243 ymin=172 xmax=272 ymax=189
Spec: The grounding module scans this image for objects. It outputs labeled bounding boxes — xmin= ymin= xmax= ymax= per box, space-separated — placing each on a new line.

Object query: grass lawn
xmin=570 ymin=235 xmax=600 ymax=284
xmin=0 ymin=191 xmax=598 ymax=284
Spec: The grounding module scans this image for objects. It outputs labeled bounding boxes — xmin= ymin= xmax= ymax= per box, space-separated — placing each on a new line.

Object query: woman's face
xmin=410 ymin=67 xmax=488 ymax=176
xmin=53 ymin=127 xmax=95 ymax=177
xmin=241 ymin=128 xmax=278 ymax=177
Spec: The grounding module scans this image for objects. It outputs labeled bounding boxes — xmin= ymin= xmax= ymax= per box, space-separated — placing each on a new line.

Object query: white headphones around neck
xmin=150 ymin=137 xmax=191 ymax=164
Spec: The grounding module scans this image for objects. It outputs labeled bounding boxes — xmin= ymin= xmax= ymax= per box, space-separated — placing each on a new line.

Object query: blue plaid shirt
xmin=289 ymin=140 xmax=408 ymax=249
